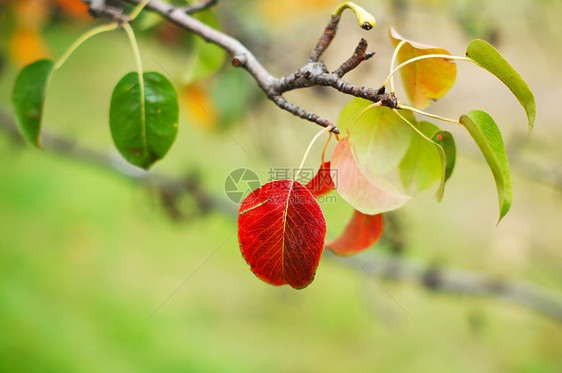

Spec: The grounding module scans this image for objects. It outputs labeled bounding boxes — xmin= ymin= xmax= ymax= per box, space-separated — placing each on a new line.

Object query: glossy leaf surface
xmin=305 ymin=162 xmax=336 ymax=198
xmin=399 ymin=121 xmax=442 ymax=193
xmin=466 ymin=39 xmax=535 ymax=132
xmin=338 ymin=98 xmax=414 ymax=176
xmin=12 ymin=58 xmax=54 ymax=147
xmin=390 ymin=28 xmax=457 ymax=109
xmin=110 ymin=72 xmax=179 ymax=170
xmin=238 ymin=180 xmax=326 ymax=289
xmin=327 ymin=211 xmax=383 ymax=256
xmin=332 ymin=136 xmax=410 ymax=215
xmin=460 ymin=110 xmax=512 ymax=222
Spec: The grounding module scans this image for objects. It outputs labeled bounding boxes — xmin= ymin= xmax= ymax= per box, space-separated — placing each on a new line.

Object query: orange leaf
xmin=327 ymin=210 xmax=384 ymax=256
xmin=52 ymin=0 xmax=90 ymax=20
xmin=305 ymin=161 xmax=335 ymax=198
xmin=9 ymin=28 xmax=51 ymax=67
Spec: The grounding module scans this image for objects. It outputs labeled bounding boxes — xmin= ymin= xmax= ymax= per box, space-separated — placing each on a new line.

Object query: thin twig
xmin=334 ymin=38 xmax=375 ymax=78
xmin=122 ymin=0 xmax=398 ymax=133
xmin=309 ymin=15 xmax=341 ymax=63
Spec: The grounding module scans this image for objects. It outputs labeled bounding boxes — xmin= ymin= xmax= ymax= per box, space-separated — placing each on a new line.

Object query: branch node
xmin=380 ymin=92 xmax=398 ymax=108
xmin=232 ymin=55 xmax=246 ymax=67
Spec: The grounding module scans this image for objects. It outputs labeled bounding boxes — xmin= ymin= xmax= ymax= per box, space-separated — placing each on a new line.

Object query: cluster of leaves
xmin=10 ymin=3 xmax=535 ymax=290
xmin=237 ymin=30 xmax=535 ymax=289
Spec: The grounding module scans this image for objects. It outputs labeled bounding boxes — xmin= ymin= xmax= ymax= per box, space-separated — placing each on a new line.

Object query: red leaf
xmin=238 ymin=180 xmax=327 ymax=289
xmin=327 ymin=210 xmax=384 ymax=256
xmin=305 ymin=161 xmax=335 ymax=197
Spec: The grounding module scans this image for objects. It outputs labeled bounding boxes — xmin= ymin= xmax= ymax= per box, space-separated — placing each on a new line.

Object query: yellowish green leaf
xmin=337 ymin=98 xmax=414 ymax=176
xmin=399 ymin=121 xmax=442 ymax=193
xmin=460 ymin=110 xmax=511 ymax=222
xmin=466 ymin=39 xmax=535 ymax=132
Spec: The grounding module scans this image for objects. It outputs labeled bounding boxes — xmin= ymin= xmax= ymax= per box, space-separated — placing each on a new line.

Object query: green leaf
xmin=389 ymin=28 xmax=457 ymax=109
xmin=399 ymin=121 xmax=442 ymax=193
xmin=460 ymin=110 xmax=512 ymax=222
xmin=466 ymin=39 xmax=536 ymax=132
xmin=337 ymin=98 xmax=414 ymax=176
xmin=431 ymin=130 xmax=456 ymax=201
xmin=12 ymin=59 xmax=54 ymax=147
xmin=110 ymin=72 xmax=179 ymax=170
xmin=182 ymin=10 xmax=226 ymax=84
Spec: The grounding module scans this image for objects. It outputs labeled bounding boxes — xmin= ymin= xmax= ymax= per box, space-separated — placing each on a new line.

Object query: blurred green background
xmin=1 ymin=0 xmax=561 ymax=371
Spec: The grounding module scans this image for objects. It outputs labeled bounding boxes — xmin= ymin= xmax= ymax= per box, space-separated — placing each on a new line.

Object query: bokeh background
xmin=1 ymin=0 xmax=561 ymax=371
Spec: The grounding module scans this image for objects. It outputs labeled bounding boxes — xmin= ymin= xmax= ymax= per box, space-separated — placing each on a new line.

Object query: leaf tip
xmin=497 ymin=207 xmax=510 ymax=225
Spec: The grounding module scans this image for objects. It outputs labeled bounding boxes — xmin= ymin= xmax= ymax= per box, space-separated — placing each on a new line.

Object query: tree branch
xmin=328 ymin=251 xmax=562 ymax=321
xmin=122 ymin=0 xmax=398 ymax=133
xmin=1 ymin=113 xmax=560 ymax=322
xmin=334 ymin=38 xmax=375 ymax=78
xmin=309 ymin=15 xmax=340 ymax=63
xmin=179 ymin=0 xmax=217 ymax=15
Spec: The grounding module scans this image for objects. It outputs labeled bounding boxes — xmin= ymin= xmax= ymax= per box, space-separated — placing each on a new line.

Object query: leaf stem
xmin=122 ymin=22 xmax=147 ymax=151
xmin=392 ymin=109 xmax=435 ymax=144
xmin=295 ymin=127 xmax=331 ymax=181
xmin=393 ymin=108 xmax=448 ymax=200
xmin=129 ymin=0 xmax=151 ymax=20
xmin=389 ymin=40 xmax=406 ymax=93
xmin=397 ymin=104 xmax=460 ymax=125
xmin=321 ymin=132 xmax=333 ymax=164
xmin=54 ymin=23 xmax=119 ymax=70
xmin=382 ymin=54 xmax=473 ymax=88
xmin=332 ymin=2 xmax=376 ymax=30
xmin=346 ymin=101 xmax=381 ymax=134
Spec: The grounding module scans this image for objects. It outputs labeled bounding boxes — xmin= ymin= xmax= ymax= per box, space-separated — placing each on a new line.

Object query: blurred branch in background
xmin=0 ymin=109 xmax=235 ymax=221
xmin=329 ymin=251 xmax=562 ymax=321
xmin=1 ymin=110 xmax=560 ymax=322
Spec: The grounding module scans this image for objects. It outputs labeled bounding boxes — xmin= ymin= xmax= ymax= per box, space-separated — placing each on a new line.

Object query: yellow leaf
xmin=9 ymin=27 xmax=51 ymax=67
xmin=389 ymin=28 xmax=457 ymax=109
